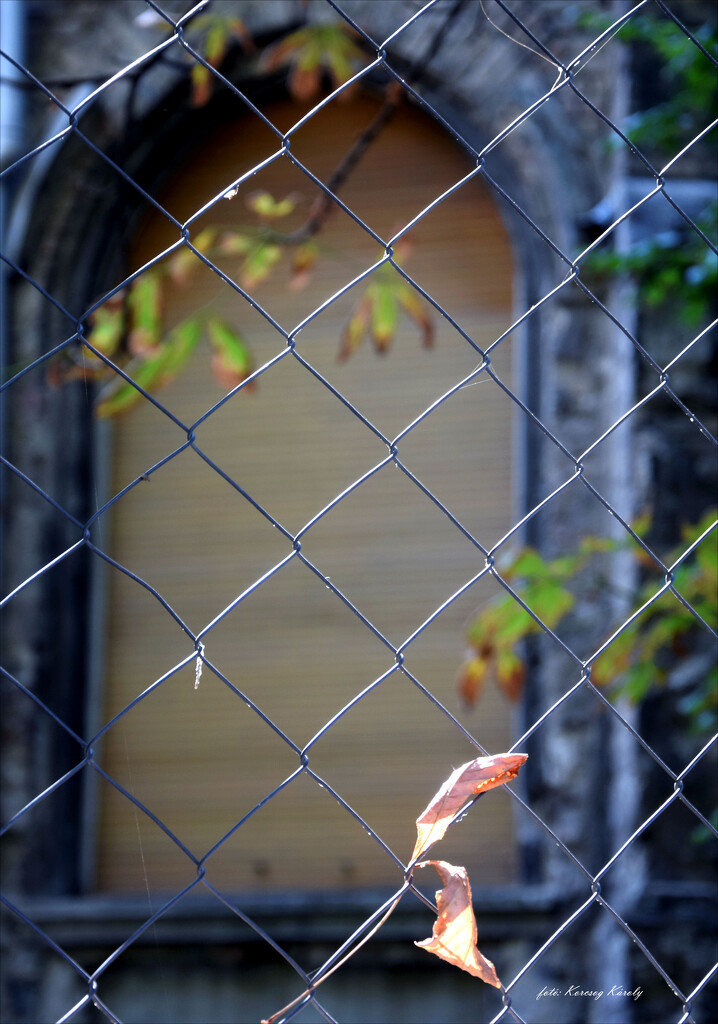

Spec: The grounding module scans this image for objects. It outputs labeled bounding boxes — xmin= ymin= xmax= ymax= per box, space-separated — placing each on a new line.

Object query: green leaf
xmin=218 ymin=232 xmax=253 ymax=257
xmin=240 ymin=243 xmax=281 ymax=289
xmin=368 ymin=281 xmax=398 ymax=352
xmin=204 ymin=21 xmax=229 ymax=66
xmin=592 ymin=627 xmax=634 ymax=685
xmin=523 ymin=579 xmax=574 ymax=628
xmin=547 ymin=553 xmax=589 ymax=578
xmin=96 ymin=349 xmax=170 ymax=418
xmin=127 ymin=272 xmax=163 ymax=354
xmin=189 ymin=19 xmax=231 ymax=106
xmin=169 ymin=229 xmax=218 ymax=282
xmin=505 ymin=548 xmax=547 ymax=580
xmin=260 ymin=23 xmax=364 ymax=101
xmin=191 ymin=63 xmax=212 ymax=108
xmin=96 ymin=318 xmax=201 ymax=418
xmin=576 ymin=535 xmax=617 ymax=556
xmin=207 ymin=317 xmax=253 ymax=390
xmin=86 ymin=302 xmax=124 ymax=358
xmin=163 ymin=318 xmax=202 ymax=375
xmin=492 ymin=599 xmax=539 ymax=646
xmin=631 ymin=511 xmax=653 ymax=538
xmin=191 ymin=227 xmax=219 ymax=253
xmin=466 ymin=604 xmax=501 ymax=650
xmin=246 ymin=191 xmax=296 ymax=220
xmin=692 ymin=524 xmax=718 ymax=577
xmin=637 ymin=613 xmax=692 ymax=659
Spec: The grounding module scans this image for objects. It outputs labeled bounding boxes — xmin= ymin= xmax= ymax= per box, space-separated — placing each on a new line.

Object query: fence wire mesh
xmin=1 ymin=1 xmax=717 ymax=1022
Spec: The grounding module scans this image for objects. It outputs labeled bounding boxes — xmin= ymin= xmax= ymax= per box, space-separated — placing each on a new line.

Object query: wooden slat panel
xmin=96 ymin=95 xmax=517 ymax=893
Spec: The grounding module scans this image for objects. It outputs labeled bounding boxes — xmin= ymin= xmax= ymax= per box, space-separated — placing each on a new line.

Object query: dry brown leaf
xmin=415 ymin=860 xmax=501 ymax=986
xmin=412 ymin=751 xmax=527 ymax=861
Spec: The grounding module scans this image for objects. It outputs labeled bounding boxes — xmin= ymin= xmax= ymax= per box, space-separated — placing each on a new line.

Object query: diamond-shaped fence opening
xmin=1 ymin=1 xmax=716 ymax=1023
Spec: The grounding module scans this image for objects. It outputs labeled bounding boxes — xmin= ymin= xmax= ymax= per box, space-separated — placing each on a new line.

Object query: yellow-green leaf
xmin=492 ymin=599 xmax=538 ymax=645
xmin=204 ymin=21 xmax=229 ymax=67
xmin=338 ymin=296 xmax=371 ymax=361
xmin=505 ymin=548 xmax=546 ymax=580
xmin=457 ymin=657 xmax=488 ymax=708
xmin=86 ymin=302 xmax=124 ymax=358
xmin=396 ymin=284 xmax=434 ymax=348
xmin=169 ymin=229 xmax=218 ymax=282
xmin=260 ymin=24 xmax=363 ymax=102
xmin=207 ymin=317 xmax=253 ymax=390
xmin=127 ymin=272 xmax=163 ymax=355
xmin=218 ymin=232 xmax=253 ymax=256
xmin=369 ymin=282 xmax=398 ymax=352
xmin=162 ymin=318 xmax=202 ymax=375
xmin=96 ymin=350 xmax=169 ymax=418
xmin=191 ymin=63 xmax=212 ymax=108
xmin=246 ymin=191 xmax=297 ymax=220
xmin=241 ymin=243 xmax=281 ymax=289
xmin=524 ymin=580 xmax=574 ymax=627
xmin=95 ymin=318 xmax=201 ymax=418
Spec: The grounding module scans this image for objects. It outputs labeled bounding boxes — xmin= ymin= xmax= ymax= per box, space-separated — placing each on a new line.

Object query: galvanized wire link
xmin=1 ymin=1 xmax=716 ymax=1022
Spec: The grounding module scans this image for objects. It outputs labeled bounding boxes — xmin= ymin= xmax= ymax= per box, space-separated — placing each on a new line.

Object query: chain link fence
xmin=1 ymin=1 xmax=716 ymax=1022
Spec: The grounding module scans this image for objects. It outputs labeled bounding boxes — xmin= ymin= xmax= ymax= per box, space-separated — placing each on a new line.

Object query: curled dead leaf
xmin=412 ymin=751 xmax=527 ymax=861
xmin=415 ymin=860 xmax=501 ymax=987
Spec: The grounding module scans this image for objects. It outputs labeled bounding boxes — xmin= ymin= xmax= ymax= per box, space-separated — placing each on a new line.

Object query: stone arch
xmin=4 ymin=0 xmax=633 ymax=904
xmin=93 ymin=88 xmax=519 ymax=893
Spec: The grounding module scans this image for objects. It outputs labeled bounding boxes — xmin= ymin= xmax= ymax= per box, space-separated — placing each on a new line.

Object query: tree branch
xmin=268 ymin=0 xmax=468 ymax=245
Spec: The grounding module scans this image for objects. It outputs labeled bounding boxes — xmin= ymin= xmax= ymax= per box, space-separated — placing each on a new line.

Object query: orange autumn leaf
xmin=411 ymin=752 xmax=527 ymax=861
xmin=457 ymin=656 xmax=488 ymax=708
xmin=496 ymin=649 xmax=526 ymax=702
xmin=396 ymin=283 xmax=434 ymax=348
xmin=415 ymin=860 xmax=501 ymax=986
xmin=289 ymin=241 xmax=320 ymax=291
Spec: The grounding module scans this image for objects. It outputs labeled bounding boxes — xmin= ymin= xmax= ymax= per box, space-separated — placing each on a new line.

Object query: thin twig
xmin=278 ymin=92 xmax=404 ymax=245
xmin=274 ymin=0 xmax=468 ymax=244
xmin=261 ymin=890 xmax=406 ymax=1024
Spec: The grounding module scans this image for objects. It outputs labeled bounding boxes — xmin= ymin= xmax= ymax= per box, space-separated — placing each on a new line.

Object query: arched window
xmin=92 ymin=92 xmax=518 ymax=895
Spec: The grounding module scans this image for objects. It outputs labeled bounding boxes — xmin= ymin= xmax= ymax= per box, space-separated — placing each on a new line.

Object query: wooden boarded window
xmin=94 ymin=95 xmax=516 ymax=894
